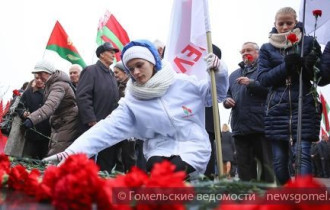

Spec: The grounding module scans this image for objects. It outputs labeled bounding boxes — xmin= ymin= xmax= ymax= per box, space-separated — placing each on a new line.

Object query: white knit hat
xmin=32 ymin=59 xmax=55 ymax=74
xmin=122 ymin=46 xmax=156 ymax=68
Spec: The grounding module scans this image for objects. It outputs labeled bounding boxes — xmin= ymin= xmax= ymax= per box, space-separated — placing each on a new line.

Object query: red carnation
xmin=244 ymin=54 xmax=254 ymax=63
xmin=23 ymin=169 xmax=41 ymax=196
xmin=8 ymin=165 xmax=29 ymax=191
xmin=313 ymin=9 xmax=322 ymax=18
xmin=36 ymin=165 xmax=60 ymax=201
xmin=123 ymin=166 xmax=149 ymax=187
xmin=246 ymin=54 xmax=253 ymax=61
xmin=12 ymin=89 xmax=21 ymax=96
xmin=287 ymin=33 xmax=298 ymax=45
xmin=0 ymin=154 xmax=10 ymax=173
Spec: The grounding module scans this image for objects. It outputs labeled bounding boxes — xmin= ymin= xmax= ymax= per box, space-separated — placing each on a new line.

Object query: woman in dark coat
xmin=17 ymin=75 xmax=51 ymax=159
xmin=221 ymin=124 xmax=235 ymax=178
xmin=257 ymin=7 xmax=322 ymax=184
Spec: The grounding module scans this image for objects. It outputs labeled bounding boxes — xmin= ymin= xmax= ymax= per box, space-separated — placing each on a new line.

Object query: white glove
xmin=205 ymin=53 xmax=221 ymax=71
xmin=42 ymin=150 xmax=74 ymax=166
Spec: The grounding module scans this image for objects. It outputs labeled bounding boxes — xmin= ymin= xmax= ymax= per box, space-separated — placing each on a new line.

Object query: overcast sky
xmin=0 ymin=0 xmax=329 ymax=125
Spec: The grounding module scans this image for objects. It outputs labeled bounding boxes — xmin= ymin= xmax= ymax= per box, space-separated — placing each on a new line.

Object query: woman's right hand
xmin=42 ymin=150 xmax=74 ymax=166
xmin=23 ymin=111 xmax=30 ymax=118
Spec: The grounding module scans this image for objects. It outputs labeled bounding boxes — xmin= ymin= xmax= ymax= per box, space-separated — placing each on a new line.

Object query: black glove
xmin=284 ymin=53 xmax=302 ymax=75
xmin=23 ymin=118 xmax=33 ymax=129
xmin=304 ymin=53 xmax=318 ymax=69
xmin=303 ymin=53 xmax=318 ymax=80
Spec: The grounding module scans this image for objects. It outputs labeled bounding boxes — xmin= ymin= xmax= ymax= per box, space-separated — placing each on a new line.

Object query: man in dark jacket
xmin=223 ymin=42 xmax=274 ymax=183
xmin=76 ymin=42 xmax=120 ymax=173
xmin=113 ymin=61 xmax=137 ymax=172
xmin=318 ymin=134 xmax=330 ymax=178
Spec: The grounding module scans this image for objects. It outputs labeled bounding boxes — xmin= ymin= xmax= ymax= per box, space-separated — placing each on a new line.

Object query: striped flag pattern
xmin=46 ymin=21 xmax=86 ymax=68
xmin=320 ymin=93 xmax=330 ymax=137
xmin=96 ymin=10 xmax=130 ymax=62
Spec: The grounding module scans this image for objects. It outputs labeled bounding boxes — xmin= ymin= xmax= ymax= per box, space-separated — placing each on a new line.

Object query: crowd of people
xmin=1 ymin=6 xmax=330 ymax=184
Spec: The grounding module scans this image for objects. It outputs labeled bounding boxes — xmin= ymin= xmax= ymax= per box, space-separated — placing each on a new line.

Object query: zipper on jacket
xmin=266 ymin=91 xmax=275 ymax=116
xmin=286 ymin=77 xmax=293 ymax=145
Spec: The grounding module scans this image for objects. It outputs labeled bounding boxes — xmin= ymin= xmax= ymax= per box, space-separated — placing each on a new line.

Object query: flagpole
xmin=203 ymin=0 xmax=223 ymax=177
xmin=296 ymin=0 xmax=307 ymax=176
xmin=206 ymin=32 xmax=224 ymax=177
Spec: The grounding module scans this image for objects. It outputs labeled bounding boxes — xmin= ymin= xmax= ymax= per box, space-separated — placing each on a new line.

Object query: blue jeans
xmin=271 ymin=140 xmax=312 ymax=185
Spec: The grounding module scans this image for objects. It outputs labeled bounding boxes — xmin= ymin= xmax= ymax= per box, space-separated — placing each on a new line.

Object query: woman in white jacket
xmin=44 ymin=40 xmax=228 ymax=175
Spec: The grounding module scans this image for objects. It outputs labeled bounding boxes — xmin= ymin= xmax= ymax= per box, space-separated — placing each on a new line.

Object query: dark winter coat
xmin=76 ymin=60 xmax=119 ymax=126
xmin=17 ymin=86 xmax=51 ymax=142
xmin=320 ymin=41 xmax=330 ymax=86
xmin=28 ymin=70 xmax=80 ymax=155
xmin=221 ymin=131 xmax=235 ymax=162
xmin=224 ymin=62 xmax=269 ymax=136
xmin=318 ymin=140 xmax=330 ymax=160
xmin=257 ymin=25 xmax=322 ymax=142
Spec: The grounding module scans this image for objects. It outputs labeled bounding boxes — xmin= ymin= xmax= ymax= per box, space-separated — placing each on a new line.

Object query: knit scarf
xmin=269 ymin=28 xmax=302 ymax=49
xmin=127 ymin=62 xmax=176 ymax=100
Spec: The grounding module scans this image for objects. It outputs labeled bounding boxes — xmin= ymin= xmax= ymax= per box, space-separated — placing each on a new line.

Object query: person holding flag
xmin=43 ymin=40 xmax=228 ymax=177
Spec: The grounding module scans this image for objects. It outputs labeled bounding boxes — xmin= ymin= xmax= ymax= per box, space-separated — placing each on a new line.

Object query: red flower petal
xmin=12 ymin=89 xmax=21 ymax=96
xmin=312 ymin=10 xmax=322 ymax=18
xmin=287 ymin=33 xmax=298 ymax=44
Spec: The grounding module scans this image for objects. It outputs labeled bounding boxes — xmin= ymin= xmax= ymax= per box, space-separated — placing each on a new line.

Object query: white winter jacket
xmin=67 ymin=62 xmax=228 ymax=173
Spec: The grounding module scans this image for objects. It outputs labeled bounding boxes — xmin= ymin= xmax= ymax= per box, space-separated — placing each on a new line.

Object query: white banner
xmin=164 ymin=0 xmax=210 ymax=79
xmin=299 ymin=0 xmax=330 ymax=45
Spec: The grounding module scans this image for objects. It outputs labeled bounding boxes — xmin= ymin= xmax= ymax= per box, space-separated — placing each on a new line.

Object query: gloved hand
xmin=304 ymin=53 xmax=318 ymax=69
xmin=284 ymin=53 xmax=301 ymax=75
xmin=22 ymin=118 xmax=33 ymax=129
xmin=302 ymin=53 xmax=318 ymax=81
xmin=42 ymin=150 xmax=74 ymax=165
xmin=205 ymin=53 xmax=220 ymax=71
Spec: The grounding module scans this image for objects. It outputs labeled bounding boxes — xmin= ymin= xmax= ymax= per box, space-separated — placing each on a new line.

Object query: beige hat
xmin=32 ymin=59 xmax=55 ymax=74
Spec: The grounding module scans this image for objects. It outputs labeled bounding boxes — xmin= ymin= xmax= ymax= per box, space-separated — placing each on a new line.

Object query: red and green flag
xmin=46 ymin=21 xmax=86 ymax=68
xmin=320 ymin=93 xmax=330 ymax=137
xmin=96 ymin=11 xmax=130 ymax=61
